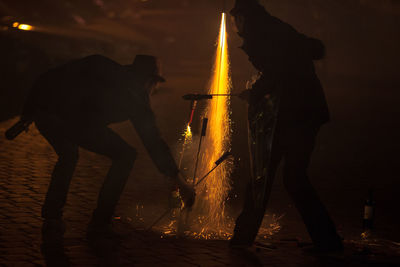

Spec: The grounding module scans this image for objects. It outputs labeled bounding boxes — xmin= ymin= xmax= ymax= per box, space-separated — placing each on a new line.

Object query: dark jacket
xmin=23 ymin=55 xmax=179 ymax=177
xmin=232 ymin=1 xmax=330 ymax=126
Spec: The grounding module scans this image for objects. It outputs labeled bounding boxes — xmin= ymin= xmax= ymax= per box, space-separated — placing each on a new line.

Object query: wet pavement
xmin=1 ymin=117 xmax=400 ymax=266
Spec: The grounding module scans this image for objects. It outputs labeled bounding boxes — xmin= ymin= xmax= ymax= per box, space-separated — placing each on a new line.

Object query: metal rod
xmin=146 ymin=208 xmax=171 ymax=231
xmin=181 ymin=118 xmax=209 ymax=228
xmin=195 ymin=151 xmax=232 ymax=187
xmin=192 ymin=118 xmax=208 ymax=186
xmin=195 ymin=165 xmax=218 ymax=187
xmin=188 ymin=100 xmax=197 ymax=125
xmin=147 ymin=151 xmax=231 ymax=230
xmin=178 ymin=101 xmax=197 ymax=169
xmin=178 ymin=142 xmax=186 ymax=170
xmin=210 ymin=94 xmax=239 ymax=97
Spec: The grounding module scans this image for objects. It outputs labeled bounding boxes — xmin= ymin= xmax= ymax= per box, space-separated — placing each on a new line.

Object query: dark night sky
xmin=1 ymin=0 xmax=400 ymax=238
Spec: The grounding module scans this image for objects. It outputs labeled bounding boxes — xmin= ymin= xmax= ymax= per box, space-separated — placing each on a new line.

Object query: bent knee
xmin=57 ymin=150 xmax=79 ymax=164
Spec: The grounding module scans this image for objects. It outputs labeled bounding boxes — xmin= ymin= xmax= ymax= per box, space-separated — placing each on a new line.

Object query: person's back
xmin=23 ymin=55 xmax=139 ymax=125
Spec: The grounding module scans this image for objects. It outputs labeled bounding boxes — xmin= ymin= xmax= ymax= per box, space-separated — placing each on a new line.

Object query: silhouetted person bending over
xmin=9 ymin=54 xmax=195 ymax=243
xmin=230 ymin=0 xmax=343 ymax=252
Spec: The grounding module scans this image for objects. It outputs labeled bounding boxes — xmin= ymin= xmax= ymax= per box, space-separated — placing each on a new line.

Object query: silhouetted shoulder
xmin=79 ymin=54 xmax=120 ymax=67
xmin=63 ymin=54 xmax=122 ymax=74
xmin=299 ymin=35 xmax=326 ymax=60
xmin=46 ymin=54 xmax=127 ymax=85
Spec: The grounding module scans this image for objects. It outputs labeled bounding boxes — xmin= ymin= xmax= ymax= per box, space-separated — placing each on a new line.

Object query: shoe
xmin=42 ymin=219 xmax=66 ymax=245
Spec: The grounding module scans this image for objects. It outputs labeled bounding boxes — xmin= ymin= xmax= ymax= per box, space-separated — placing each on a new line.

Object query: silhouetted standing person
xmin=230 ymin=0 xmax=343 ymax=252
xmin=8 ymin=54 xmax=195 ymax=243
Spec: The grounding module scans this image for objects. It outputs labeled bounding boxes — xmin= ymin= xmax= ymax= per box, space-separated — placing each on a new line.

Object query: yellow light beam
xmin=162 ymin=12 xmax=233 ymax=239
xmin=194 ymin=12 xmax=232 ymax=231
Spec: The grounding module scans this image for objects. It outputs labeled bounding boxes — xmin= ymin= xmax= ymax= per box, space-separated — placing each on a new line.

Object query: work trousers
xmin=35 ymin=113 xmax=137 ymax=225
xmin=233 ymin=123 xmax=342 ymax=249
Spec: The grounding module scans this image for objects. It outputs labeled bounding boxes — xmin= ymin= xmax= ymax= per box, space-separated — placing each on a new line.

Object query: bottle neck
xmin=366 ymin=189 xmax=375 ymax=205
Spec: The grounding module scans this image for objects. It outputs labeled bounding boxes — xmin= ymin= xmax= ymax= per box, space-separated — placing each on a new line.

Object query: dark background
xmin=1 ymin=0 xmax=399 ymax=241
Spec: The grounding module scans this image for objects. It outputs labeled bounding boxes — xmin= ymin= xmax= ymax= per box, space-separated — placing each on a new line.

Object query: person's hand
xmin=238 ymin=89 xmax=251 ymax=103
xmin=176 ymin=174 xmax=196 ymax=209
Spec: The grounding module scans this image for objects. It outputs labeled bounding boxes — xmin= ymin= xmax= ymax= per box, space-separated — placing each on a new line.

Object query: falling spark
xmin=158 ymin=213 xmax=282 ymax=241
xmin=178 ymin=124 xmax=193 ymax=169
xmin=192 ymin=12 xmax=232 ymax=233
xmin=184 ymin=125 xmax=192 ymax=144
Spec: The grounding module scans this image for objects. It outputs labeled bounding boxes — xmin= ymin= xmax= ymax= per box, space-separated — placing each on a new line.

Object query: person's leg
xmin=35 ymin=114 xmax=79 ymax=245
xmin=35 ymin=116 xmax=79 ymax=221
xmin=231 ymin=137 xmax=283 ymax=247
xmin=73 ymin=127 xmax=137 ymax=227
xmin=35 ymin=112 xmax=135 ymax=240
xmin=283 ymin=126 xmax=342 ymax=251
xmin=37 ymin=113 xmax=135 ymax=224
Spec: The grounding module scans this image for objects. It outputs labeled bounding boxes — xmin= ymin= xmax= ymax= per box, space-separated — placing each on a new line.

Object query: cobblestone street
xmin=1 ymin=0 xmax=399 ymax=265
xmin=1 ymin=117 xmax=400 ymax=266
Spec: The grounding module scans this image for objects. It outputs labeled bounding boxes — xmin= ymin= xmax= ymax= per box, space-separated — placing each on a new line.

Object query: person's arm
xmin=238 ymin=74 xmax=276 ymax=103
xmin=128 ymin=92 xmax=195 ymax=206
xmin=129 ymin=95 xmax=179 ymax=178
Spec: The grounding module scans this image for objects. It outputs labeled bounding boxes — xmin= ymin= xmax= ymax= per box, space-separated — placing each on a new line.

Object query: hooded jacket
xmin=231 ymin=0 xmax=330 ymax=126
